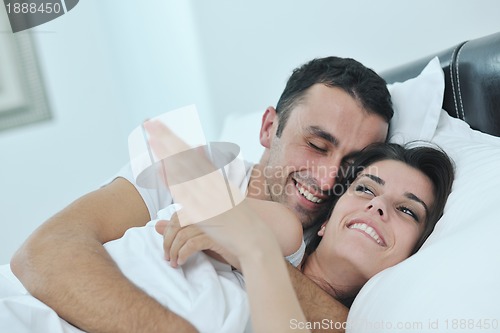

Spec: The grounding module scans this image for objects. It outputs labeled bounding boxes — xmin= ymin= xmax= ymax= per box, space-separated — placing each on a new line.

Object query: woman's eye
xmin=308 ymin=142 xmax=327 ymax=153
xmin=355 ymin=184 xmax=374 ymax=196
xmin=399 ymin=206 xmax=420 ymax=223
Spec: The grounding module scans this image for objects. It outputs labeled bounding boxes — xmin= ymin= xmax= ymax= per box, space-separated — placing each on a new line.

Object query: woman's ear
xmin=259 ymin=107 xmax=278 ymax=149
xmin=317 ymin=222 xmax=328 ymax=236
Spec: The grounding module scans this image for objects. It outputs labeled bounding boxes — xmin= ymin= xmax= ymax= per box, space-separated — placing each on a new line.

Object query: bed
xmin=219 ymin=31 xmax=500 ymax=332
xmin=346 ymin=31 xmax=500 ymax=332
xmin=1 ymin=32 xmax=500 ymax=332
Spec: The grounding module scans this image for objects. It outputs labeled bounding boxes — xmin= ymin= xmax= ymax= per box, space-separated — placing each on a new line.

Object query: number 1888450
xmin=5 ymin=2 xmax=62 ymax=14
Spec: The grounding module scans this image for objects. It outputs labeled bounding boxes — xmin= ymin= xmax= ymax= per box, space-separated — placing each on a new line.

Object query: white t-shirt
xmin=112 ymin=161 xmax=305 ymax=266
xmin=113 ymin=160 xmax=253 ymax=221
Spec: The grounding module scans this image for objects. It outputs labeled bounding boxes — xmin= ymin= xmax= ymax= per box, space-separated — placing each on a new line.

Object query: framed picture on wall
xmin=0 ymin=8 xmax=51 ymax=132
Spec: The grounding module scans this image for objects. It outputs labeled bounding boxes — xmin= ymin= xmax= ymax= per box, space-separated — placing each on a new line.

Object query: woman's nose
xmin=365 ymin=197 xmax=387 ymax=221
xmin=367 ymin=204 xmax=384 ymax=216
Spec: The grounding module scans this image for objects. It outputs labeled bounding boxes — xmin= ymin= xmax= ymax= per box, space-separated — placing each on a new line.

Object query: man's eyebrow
xmin=405 ymin=192 xmax=429 ymax=217
xmin=307 ymin=126 xmax=339 ymax=147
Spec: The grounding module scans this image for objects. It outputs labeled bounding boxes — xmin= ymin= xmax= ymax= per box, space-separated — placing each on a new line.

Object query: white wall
xmin=0 ymin=1 xmax=128 ymax=264
xmin=194 ymin=0 xmax=500 ymax=125
xmin=1 ymin=0 xmax=500 ymax=264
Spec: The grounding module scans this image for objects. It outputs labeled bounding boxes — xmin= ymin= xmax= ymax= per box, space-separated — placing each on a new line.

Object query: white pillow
xmin=388 ymin=56 xmax=444 ymax=144
xmin=219 ymin=57 xmax=445 ymax=162
xmin=219 ymin=111 xmax=265 ymax=164
xmin=347 ymin=110 xmax=500 ymax=332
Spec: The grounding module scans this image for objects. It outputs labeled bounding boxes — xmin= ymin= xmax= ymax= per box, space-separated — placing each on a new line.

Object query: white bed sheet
xmin=0 ymin=221 xmax=251 ymax=333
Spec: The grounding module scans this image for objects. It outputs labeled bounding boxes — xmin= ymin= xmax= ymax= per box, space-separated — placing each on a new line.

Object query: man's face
xmin=259 ymin=84 xmax=388 ymax=228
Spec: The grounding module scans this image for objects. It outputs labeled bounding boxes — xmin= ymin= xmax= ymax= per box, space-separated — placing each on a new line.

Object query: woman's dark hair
xmin=306 ymin=142 xmax=455 ymax=255
xmin=275 ymin=56 xmax=394 ymax=137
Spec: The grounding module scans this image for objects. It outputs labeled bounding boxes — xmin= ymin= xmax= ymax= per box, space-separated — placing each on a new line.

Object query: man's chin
xmin=294 ymin=210 xmax=320 ymax=229
xmin=294 ymin=204 xmax=330 ymax=229
xmin=279 ymin=195 xmax=328 ymax=227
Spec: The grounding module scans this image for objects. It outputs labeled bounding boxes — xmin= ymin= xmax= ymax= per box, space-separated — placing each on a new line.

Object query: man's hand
xmin=155 ymin=215 xmax=240 ymax=269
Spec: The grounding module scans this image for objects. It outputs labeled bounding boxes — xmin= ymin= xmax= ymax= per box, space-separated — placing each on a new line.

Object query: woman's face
xmin=317 ymin=159 xmax=435 ymax=280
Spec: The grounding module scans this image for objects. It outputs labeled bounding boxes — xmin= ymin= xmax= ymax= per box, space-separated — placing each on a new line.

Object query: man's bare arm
xmin=10 ymin=178 xmax=197 ymax=333
xmin=287 ymin=264 xmax=348 ymax=333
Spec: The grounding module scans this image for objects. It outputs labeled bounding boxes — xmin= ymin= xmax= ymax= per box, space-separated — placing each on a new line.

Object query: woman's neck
xmin=301 ymin=251 xmax=366 ymax=300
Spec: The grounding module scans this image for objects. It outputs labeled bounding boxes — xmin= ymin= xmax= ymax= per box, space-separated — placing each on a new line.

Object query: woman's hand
xmin=154 ymin=201 xmax=278 ymax=271
xmin=155 ymin=214 xmax=240 ymax=269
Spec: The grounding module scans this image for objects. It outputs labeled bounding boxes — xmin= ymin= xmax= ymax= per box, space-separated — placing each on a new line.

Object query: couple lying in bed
xmin=9 ymin=56 xmax=454 ymax=333
xmin=115 ymin=120 xmax=454 ymax=332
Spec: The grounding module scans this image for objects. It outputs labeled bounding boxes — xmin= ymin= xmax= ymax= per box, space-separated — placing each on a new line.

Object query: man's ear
xmin=259 ymin=107 xmax=278 ymax=149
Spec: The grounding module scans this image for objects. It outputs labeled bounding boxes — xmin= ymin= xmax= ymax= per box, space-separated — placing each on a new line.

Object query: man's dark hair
xmin=275 ymin=56 xmax=394 ymax=137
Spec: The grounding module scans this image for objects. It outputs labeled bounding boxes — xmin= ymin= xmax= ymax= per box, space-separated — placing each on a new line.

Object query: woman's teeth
xmin=348 ymin=223 xmax=384 ymax=245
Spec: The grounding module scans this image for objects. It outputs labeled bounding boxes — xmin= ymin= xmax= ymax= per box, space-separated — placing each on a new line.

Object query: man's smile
xmin=295 ymin=182 xmax=324 ymax=203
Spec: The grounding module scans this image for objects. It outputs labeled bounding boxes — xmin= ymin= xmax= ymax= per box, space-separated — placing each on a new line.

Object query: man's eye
xmin=355 ymin=184 xmax=374 ymax=196
xmin=342 ymin=158 xmax=354 ymax=167
xmin=308 ymin=142 xmax=327 ymax=153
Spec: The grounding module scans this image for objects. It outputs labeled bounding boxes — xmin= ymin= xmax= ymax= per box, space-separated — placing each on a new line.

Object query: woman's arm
xmin=240 ymin=232 xmax=310 ymax=333
xmin=157 ymin=199 xmax=309 ymax=332
xmin=245 ymin=198 xmax=304 ymax=257
xmin=199 ymin=202 xmax=310 ymax=333
xmin=157 ymin=197 xmax=303 ymax=270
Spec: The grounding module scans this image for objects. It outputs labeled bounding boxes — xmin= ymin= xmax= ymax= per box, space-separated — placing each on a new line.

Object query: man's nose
xmin=311 ymin=157 xmax=341 ymax=192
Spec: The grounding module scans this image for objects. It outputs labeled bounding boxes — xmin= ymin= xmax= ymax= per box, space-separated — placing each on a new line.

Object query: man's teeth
xmin=296 ymin=183 xmax=323 ymax=203
xmin=348 ymin=223 xmax=383 ymax=245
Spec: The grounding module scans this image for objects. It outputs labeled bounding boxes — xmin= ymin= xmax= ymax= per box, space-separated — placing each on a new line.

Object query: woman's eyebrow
xmin=405 ymin=192 xmax=429 ymax=216
xmin=359 ymin=174 xmax=385 ymax=185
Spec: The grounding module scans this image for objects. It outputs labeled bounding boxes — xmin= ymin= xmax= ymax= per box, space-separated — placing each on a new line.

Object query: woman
xmin=159 ymin=142 xmax=454 ymax=332
xmin=300 ymin=143 xmax=454 ymax=305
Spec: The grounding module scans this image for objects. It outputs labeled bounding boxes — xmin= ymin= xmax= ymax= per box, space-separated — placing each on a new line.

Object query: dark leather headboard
xmin=382 ymin=32 xmax=500 ymax=137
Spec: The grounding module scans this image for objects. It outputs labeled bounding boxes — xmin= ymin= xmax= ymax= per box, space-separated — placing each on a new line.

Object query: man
xmin=11 ymin=56 xmax=392 ymax=332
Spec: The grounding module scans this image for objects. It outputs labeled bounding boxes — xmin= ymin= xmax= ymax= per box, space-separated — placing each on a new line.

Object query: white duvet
xmin=0 ymin=221 xmax=250 ymax=333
